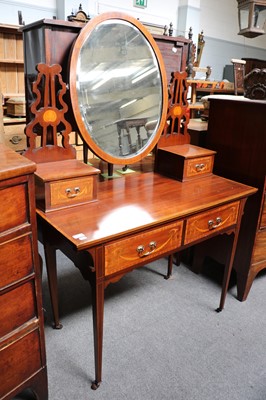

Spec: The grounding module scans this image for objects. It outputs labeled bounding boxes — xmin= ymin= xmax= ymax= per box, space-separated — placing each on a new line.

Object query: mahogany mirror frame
xmin=69 ymin=12 xmax=168 ymax=166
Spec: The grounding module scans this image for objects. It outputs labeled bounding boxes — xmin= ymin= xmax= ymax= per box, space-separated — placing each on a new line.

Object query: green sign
xmin=134 ymin=0 xmax=147 ymax=8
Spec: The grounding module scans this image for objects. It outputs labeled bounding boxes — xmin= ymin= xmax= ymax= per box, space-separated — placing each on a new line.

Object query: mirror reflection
xmin=74 ymin=18 xmax=163 ymax=160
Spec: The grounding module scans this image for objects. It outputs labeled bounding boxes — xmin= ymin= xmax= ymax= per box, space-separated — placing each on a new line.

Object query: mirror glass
xmin=70 ymin=13 xmax=167 ymax=165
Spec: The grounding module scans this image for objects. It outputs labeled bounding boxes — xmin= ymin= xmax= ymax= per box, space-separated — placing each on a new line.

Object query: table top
xmin=37 ymin=172 xmax=256 ymax=251
xmin=0 ymin=143 xmax=36 ymax=180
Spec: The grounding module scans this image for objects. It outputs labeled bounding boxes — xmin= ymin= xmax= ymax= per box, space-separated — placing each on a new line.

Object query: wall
xmin=60 ymin=0 xmax=180 ymax=32
xmin=199 ymin=0 xmax=266 ymax=79
xmin=0 ymin=0 xmax=56 ymax=25
xmin=1 ymin=0 xmax=266 ymax=80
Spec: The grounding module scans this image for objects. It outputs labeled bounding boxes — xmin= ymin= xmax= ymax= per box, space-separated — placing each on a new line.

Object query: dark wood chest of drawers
xmin=194 ymin=96 xmax=266 ymax=301
xmin=0 ymin=144 xmax=48 ymax=400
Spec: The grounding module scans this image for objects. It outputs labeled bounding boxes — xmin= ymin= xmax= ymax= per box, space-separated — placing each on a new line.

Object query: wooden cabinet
xmin=0 ymin=24 xmax=24 ymax=99
xmin=21 ymin=19 xmax=90 ymax=160
xmin=21 ymin=19 xmax=83 ymax=126
xmin=2 ymin=117 xmax=26 ymax=153
xmin=152 ymin=34 xmax=191 ymax=82
xmin=193 ymin=96 xmax=266 ymax=301
xmin=0 ymin=24 xmax=27 ymax=154
xmin=0 ymin=144 xmax=48 ymax=400
xmin=243 ymin=58 xmax=266 ymax=75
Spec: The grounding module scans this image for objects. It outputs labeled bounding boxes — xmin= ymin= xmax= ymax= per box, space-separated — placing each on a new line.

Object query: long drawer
xmin=0 ymin=234 xmax=34 ymax=289
xmin=0 ymin=281 xmax=36 ymax=338
xmin=0 ymin=183 xmax=29 ymax=233
xmin=184 ymin=201 xmax=240 ymax=245
xmin=0 ymin=329 xmax=42 ymax=398
xmin=105 ymin=220 xmax=183 ymax=276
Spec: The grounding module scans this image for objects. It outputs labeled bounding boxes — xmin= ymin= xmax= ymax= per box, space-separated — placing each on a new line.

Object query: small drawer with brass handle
xmin=184 ymin=155 xmax=214 ymax=179
xmin=105 ymin=220 xmax=183 ymax=276
xmin=156 ymin=144 xmax=216 ymax=182
xmin=34 ymin=159 xmax=100 ymax=212
xmin=184 ymin=201 xmax=240 ymax=245
xmin=195 ymin=163 xmax=206 ymax=172
xmin=50 ymin=177 xmax=94 ymax=207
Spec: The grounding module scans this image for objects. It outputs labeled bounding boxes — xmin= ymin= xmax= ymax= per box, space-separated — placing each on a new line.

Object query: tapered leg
xmin=165 ymin=254 xmax=173 ymax=279
xmin=91 ymin=279 xmax=105 ymax=389
xmin=217 ymin=233 xmax=238 ymax=312
xmin=217 ymin=200 xmax=247 ymax=312
xmin=44 ymin=243 xmax=62 ymax=329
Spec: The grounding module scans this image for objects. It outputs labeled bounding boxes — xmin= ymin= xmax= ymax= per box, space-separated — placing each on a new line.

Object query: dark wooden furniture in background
xmin=193 ymin=96 xmax=266 ymax=301
xmin=243 ymin=57 xmax=266 ymax=75
xmin=231 ymin=59 xmax=246 ymax=95
xmin=0 ymin=144 xmax=47 ymax=400
xmin=0 ymin=24 xmax=24 ymax=102
xmin=21 ymin=19 xmax=86 ymax=160
xmin=0 ymin=24 xmax=27 ymax=153
xmin=21 ymin=19 xmax=82 ymax=123
xmin=152 ymin=33 xmax=191 ymax=82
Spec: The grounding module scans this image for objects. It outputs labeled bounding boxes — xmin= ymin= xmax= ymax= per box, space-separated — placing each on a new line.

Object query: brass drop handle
xmin=208 ymin=217 xmax=222 ymax=230
xmin=65 ymin=187 xmax=80 ymax=198
xmin=10 ymin=135 xmax=22 ymax=144
xmin=136 ymin=241 xmax=157 ymax=257
xmin=195 ymin=163 xmax=206 ymax=172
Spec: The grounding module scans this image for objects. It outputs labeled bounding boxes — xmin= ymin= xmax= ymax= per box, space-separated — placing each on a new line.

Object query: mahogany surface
xmin=0 ymin=144 xmax=48 ymax=400
xmin=194 ymin=96 xmax=266 ymax=301
xmin=36 ymin=171 xmax=256 ymax=389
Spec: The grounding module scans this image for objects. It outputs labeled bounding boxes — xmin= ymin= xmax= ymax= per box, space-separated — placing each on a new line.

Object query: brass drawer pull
xmin=195 ymin=163 xmax=206 ymax=172
xmin=136 ymin=241 xmax=157 ymax=257
xmin=65 ymin=186 xmax=80 ymax=198
xmin=208 ymin=217 xmax=222 ymax=230
xmin=10 ymin=135 xmax=22 ymax=145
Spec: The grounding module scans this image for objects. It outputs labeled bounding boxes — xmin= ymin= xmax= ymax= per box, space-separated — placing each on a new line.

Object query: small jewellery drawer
xmin=35 ymin=159 xmax=100 ymax=212
xmin=0 ymin=183 xmax=28 ymax=232
xmin=184 ymin=201 xmax=240 ymax=245
xmin=49 ymin=176 xmax=95 ymax=208
xmin=105 ymin=220 xmax=183 ymax=276
xmin=184 ymin=155 xmax=214 ymax=180
xmin=0 ymin=234 xmax=34 ymax=289
xmin=156 ymin=144 xmax=216 ymax=182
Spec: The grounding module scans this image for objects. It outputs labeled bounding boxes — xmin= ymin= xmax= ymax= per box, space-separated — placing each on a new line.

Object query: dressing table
xmin=22 ymin=12 xmax=257 ymax=390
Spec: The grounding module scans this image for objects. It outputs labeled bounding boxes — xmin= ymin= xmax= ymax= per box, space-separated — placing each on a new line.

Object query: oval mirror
xmin=69 ymin=12 xmax=168 ymax=165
